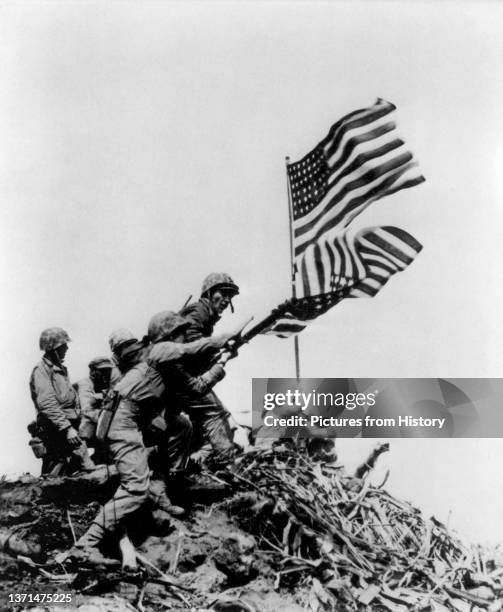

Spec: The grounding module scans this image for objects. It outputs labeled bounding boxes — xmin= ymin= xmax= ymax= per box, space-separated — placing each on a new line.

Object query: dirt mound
xmin=0 ymin=448 xmax=502 ymax=611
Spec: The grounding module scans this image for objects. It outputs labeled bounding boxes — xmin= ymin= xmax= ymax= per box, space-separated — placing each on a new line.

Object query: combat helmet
xmin=109 ymin=329 xmax=137 ymax=354
xmin=88 ymin=356 xmax=113 ymax=371
xmin=201 ymin=272 xmax=239 ymax=297
xmin=39 ymin=327 xmax=71 ymax=352
xmin=148 ymin=311 xmax=190 ymax=344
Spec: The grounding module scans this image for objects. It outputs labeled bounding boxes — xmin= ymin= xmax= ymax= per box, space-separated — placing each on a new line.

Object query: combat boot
xmin=149 ymin=478 xmax=185 ymax=516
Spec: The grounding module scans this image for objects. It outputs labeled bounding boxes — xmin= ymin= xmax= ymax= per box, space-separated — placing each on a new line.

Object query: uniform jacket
xmin=111 ymin=362 xmax=166 ymax=431
xmin=147 ymin=335 xmax=224 ymax=365
xmin=147 ymin=338 xmax=225 ymax=395
xmin=181 ymin=298 xmax=220 ymax=341
xmin=76 ymin=377 xmax=100 ymax=416
xmin=109 ymin=338 xmax=225 ymax=430
xmin=110 ymin=356 xmax=123 ymax=385
xmin=75 ymin=376 xmax=111 ymax=432
xmin=29 ymin=357 xmax=80 ymax=432
xmin=179 ymin=299 xmax=223 ymax=373
xmin=111 ymin=337 xmax=226 ymax=429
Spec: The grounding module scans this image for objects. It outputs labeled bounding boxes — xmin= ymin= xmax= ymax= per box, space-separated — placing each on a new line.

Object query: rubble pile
xmin=0 ymin=447 xmax=502 ymax=611
xmin=219 ymin=446 xmax=503 ymax=611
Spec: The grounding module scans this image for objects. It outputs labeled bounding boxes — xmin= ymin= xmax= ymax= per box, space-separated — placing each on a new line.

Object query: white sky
xmin=1 ymin=1 xmax=502 ymax=545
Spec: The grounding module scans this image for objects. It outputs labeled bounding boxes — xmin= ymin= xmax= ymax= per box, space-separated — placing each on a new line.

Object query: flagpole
xmin=285 ymin=156 xmax=300 ymax=380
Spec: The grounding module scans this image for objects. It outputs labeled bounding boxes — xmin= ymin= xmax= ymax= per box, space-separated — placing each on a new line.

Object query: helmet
xmin=39 ymin=327 xmax=71 ymax=352
xmin=88 ymin=356 xmax=113 ymax=371
xmin=116 ymin=340 xmax=144 ymax=363
xmin=148 ymin=311 xmax=190 ymax=343
xmin=201 ymin=273 xmax=239 ymax=297
xmin=109 ymin=328 xmax=137 ymax=353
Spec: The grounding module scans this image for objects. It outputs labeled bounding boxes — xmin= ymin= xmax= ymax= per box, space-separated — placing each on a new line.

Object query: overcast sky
xmin=1 ymin=1 xmax=502 ymax=545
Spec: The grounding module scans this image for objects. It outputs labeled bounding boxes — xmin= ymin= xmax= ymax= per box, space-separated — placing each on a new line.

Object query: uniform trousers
xmin=78 ymin=408 xmax=191 ymax=546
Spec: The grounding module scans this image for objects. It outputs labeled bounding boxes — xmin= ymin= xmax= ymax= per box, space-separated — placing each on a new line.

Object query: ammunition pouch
xmin=29 ymin=436 xmax=47 ymax=459
xmin=27 ymin=420 xmax=39 ymax=437
xmin=27 ymin=421 xmax=47 ymax=458
xmin=96 ymin=390 xmax=121 ymax=442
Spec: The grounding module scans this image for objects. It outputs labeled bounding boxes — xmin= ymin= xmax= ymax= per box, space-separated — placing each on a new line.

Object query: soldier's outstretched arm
xmin=147 ymin=336 xmax=228 ymax=366
xmin=170 ymin=357 xmax=228 ymax=397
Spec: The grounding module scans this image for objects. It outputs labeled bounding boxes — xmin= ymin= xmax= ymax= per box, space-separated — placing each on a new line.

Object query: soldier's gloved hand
xmin=66 ymin=427 xmax=81 ymax=447
xmin=225 ymin=339 xmax=239 ymax=359
xmin=93 ymin=392 xmax=104 ymax=401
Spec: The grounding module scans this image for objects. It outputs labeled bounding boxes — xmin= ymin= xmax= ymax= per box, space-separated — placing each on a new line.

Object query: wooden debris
xmin=17 ymin=555 xmax=77 ymax=583
xmin=358 ymin=584 xmax=380 ymax=604
xmin=169 ymin=529 xmax=184 ymax=574
xmin=218 ymin=446 xmax=503 ymax=610
xmin=354 ymin=442 xmax=390 ymax=478
xmin=66 ymin=509 xmax=77 ymax=545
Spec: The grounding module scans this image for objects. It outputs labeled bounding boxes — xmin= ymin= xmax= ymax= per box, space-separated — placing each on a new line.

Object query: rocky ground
xmin=0 ymin=446 xmax=502 ymax=612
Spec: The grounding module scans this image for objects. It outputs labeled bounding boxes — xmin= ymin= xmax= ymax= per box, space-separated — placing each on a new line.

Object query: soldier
xmin=180 ymin=273 xmax=240 ymax=454
xmin=145 ymin=311 xmax=234 ymax=474
xmin=76 ymin=357 xmax=114 ymax=463
xmin=108 ymin=328 xmax=137 ymax=381
xmin=75 ymin=339 xmax=183 ymax=560
xmin=75 ymin=317 xmax=230 ymax=559
xmin=29 ymin=328 xmax=94 ymax=476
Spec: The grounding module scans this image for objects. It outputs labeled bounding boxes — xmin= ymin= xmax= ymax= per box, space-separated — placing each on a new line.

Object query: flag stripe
xmin=294 ymin=123 xmax=408 ymax=233
xmin=326 ymin=120 xmax=404 ymax=181
xmin=300 ymin=254 xmax=311 ymax=298
xmin=264 ymin=226 xmax=423 ymax=338
xmin=314 ymin=242 xmax=325 ymax=295
xmin=360 ymin=257 xmax=398 ymax=275
xmin=294 ymin=160 xmax=419 ymax=258
xmin=330 ymin=137 xmax=405 ymax=186
xmin=263 ymin=316 xmax=308 ymax=337
xmin=322 ymin=99 xmax=397 ymax=155
xmin=327 ymin=122 xmax=398 ymax=170
xmin=296 ymin=231 xmax=369 ymax=296
xmin=360 ymin=234 xmax=415 ymax=266
xmin=347 ymin=226 xmax=422 ymax=298
xmin=326 ymin=238 xmax=336 ymax=292
xmin=295 ymin=152 xmax=414 ymax=241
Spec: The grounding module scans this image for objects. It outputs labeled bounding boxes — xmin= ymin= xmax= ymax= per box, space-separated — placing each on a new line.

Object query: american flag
xmin=262 ymin=292 xmax=345 ymax=338
xmin=347 ymin=226 xmax=422 ymax=298
xmin=263 ymin=226 xmax=422 ymax=337
xmin=289 ymin=98 xmax=425 ymax=298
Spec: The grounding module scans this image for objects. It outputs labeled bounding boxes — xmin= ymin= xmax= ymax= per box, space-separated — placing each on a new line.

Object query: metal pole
xmin=285 ymin=157 xmax=300 ymax=380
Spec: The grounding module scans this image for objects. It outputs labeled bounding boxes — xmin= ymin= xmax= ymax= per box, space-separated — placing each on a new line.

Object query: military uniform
xmin=77 ymin=335 xmax=224 ymax=548
xmin=77 ymin=357 xmax=183 ymax=546
xmin=76 ymin=357 xmax=114 ymax=464
xmin=30 ymin=357 xmax=94 ymax=475
xmin=180 ymin=297 xmax=235 ymax=453
xmin=146 ymin=334 xmax=228 ymax=467
xmin=108 ymin=328 xmax=137 ymax=384
xmin=76 ymin=376 xmax=103 ymax=442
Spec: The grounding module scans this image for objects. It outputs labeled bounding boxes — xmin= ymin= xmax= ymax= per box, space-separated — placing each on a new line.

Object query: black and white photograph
xmin=1 ymin=1 xmax=502 ymax=610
